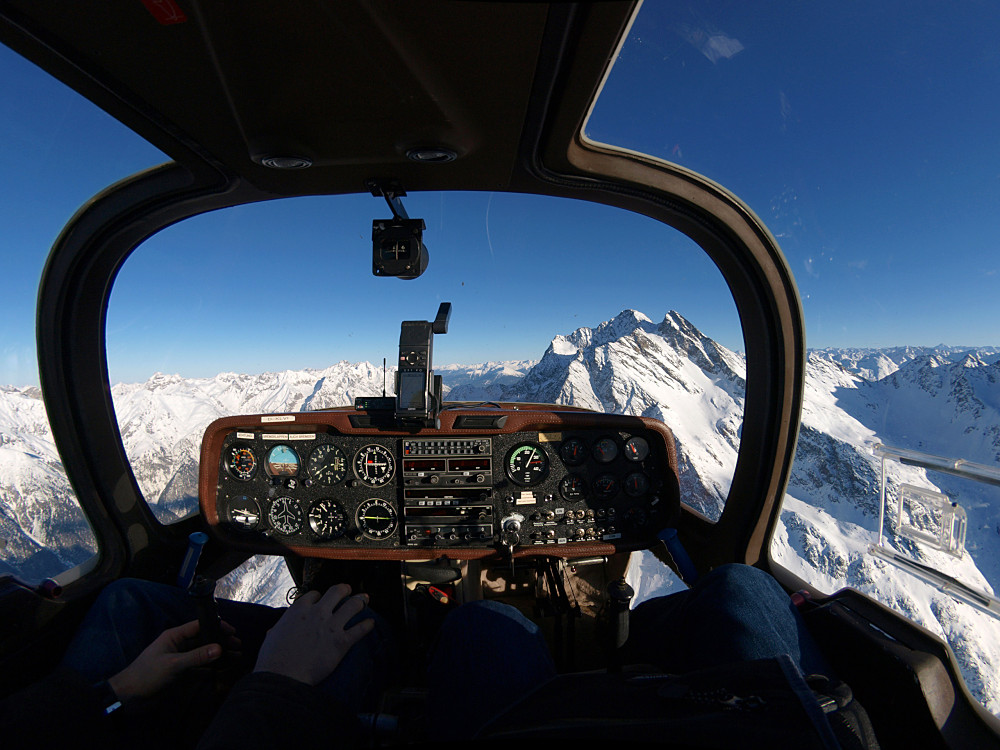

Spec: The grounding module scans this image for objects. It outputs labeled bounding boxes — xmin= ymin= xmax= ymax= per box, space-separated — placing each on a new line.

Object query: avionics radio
xmin=402 ymin=438 xmax=494 ymax=547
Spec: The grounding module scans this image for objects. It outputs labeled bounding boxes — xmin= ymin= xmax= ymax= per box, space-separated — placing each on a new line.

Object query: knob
xmin=430 ymin=475 xmax=440 ymax=484
xmin=500 ymin=517 xmax=522 ymax=548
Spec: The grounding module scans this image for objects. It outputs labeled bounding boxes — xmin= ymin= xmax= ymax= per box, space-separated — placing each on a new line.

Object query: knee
xmin=700 ymin=564 xmax=790 ymax=607
xmin=92 ymin=577 xmax=180 ymax=617
xmin=442 ymin=600 xmax=540 ymax=637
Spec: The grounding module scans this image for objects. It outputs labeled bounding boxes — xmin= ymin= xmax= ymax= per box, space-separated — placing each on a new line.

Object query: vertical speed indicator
xmin=505 ymin=443 xmax=550 ymax=486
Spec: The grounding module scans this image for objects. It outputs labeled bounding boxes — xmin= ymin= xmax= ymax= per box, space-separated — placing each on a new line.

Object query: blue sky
xmin=2 ymin=1 xmax=999 ymax=386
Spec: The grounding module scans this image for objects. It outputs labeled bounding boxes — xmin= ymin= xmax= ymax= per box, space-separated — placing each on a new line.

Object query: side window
xmin=0 ymin=46 xmax=163 ymax=583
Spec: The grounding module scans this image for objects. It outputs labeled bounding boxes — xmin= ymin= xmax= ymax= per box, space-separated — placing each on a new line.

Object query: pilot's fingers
xmin=168 ymin=641 xmax=223 ymax=672
xmin=317 ymin=582 xmax=353 ymax=613
xmin=159 ymin=619 xmax=202 ymax=650
xmin=290 ymin=588 xmax=322 ymax=608
xmin=219 ymin=619 xmax=242 ymax=651
xmin=329 ymin=592 xmax=369 ymax=631
xmin=342 ymin=616 xmax=375 ymax=646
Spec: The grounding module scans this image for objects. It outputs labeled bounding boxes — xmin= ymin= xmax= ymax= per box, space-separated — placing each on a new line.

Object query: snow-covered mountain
xmin=1 ymin=310 xmax=998 ymax=714
xmin=810 ymin=344 xmax=1000 ymax=382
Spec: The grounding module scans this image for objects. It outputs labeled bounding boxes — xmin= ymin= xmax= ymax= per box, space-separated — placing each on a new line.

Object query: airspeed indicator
xmin=226 ymin=445 xmax=257 ymax=481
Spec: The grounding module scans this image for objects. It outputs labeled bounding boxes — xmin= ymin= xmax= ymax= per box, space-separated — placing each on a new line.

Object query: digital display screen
xmin=449 ymin=458 xmax=490 ymax=471
xmin=404 ymin=459 xmax=447 ymax=472
xmin=397 ymin=370 xmax=427 ymax=410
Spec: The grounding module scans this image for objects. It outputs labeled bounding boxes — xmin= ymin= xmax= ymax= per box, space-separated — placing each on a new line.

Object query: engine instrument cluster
xmin=201 ymin=409 xmax=680 ymax=560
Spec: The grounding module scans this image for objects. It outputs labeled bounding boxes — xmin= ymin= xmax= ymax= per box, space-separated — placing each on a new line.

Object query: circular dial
xmin=624 ymin=436 xmax=650 ymax=462
xmin=227 ymin=496 xmax=261 ymax=530
xmin=308 ymin=444 xmax=347 ymax=486
xmin=592 ymin=437 xmax=619 ymax=464
xmin=356 ymin=498 xmax=398 ymax=539
xmin=308 ymin=498 xmax=347 ymax=539
xmin=624 ymin=472 xmax=650 ymax=497
xmin=559 ymin=475 xmax=588 ymax=501
xmin=226 ymin=445 xmax=257 ymax=481
xmin=624 ymin=506 xmax=648 ymax=529
xmin=559 ymin=438 xmax=587 ymax=466
xmin=593 ymin=474 xmax=619 ymax=500
xmin=505 ymin=443 xmax=550 ymax=486
xmin=267 ymin=496 xmax=304 ymax=535
xmin=265 ymin=444 xmax=300 ymax=477
xmin=353 ymin=445 xmax=395 ymax=487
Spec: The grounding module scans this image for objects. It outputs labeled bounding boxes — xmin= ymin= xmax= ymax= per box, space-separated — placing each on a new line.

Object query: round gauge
xmin=624 ymin=506 xmax=648 ymax=529
xmin=559 ymin=475 xmax=588 ymax=501
xmin=356 ymin=498 xmax=398 ymax=540
xmin=624 ymin=436 xmax=650 ymax=462
xmin=353 ymin=444 xmax=395 ymax=487
xmin=506 ymin=443 xmax=550 ymax=486
xmin=593 ymin=473 xmax=619 ymax=500
xmin=308 ymin=498 xmax=347 ymax=540
xmin=226 ymin=445 xmax=257 ymax=481
xmin=265 ymin=444 xmax=300 ymax=477
xmin=227 ymin=496 xmax=261 ymax=530
xmin=592 ymin=437 xmax=619 ymax=464
xmin=267 ymin=496 xmax=304 ymax=535
xmin=308 ymin=444 xmax=347 ymax=486
xmin=624 ymin=472 xmax=650 ymax=497
xmin=559 ymin=438 xmax=587 ymax=466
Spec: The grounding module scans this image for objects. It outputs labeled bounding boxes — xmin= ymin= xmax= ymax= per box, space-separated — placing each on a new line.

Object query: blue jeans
xmin=426 ymin=563 xmax=834 ymax=738
xmin=59 ymin=578 xmax=393 ymax=714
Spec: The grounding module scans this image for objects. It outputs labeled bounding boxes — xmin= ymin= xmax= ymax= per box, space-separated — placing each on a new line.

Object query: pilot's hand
xmin=253 ymin=583 xmax=374 ymax=686
xmin=107 ymin=619 xmax=239 ymax=701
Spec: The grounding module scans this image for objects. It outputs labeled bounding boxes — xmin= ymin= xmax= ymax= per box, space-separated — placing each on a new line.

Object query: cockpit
xmin=2 ymin=2 xmax=1000 ymax=747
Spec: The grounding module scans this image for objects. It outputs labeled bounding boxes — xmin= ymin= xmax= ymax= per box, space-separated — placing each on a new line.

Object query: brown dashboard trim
xmin=199 ymin=406 xmax=679 ymax=561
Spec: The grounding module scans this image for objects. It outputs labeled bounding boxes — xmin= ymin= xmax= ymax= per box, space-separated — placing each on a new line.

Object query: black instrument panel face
xmin=211 ymin=421 xmax=678 ymax=557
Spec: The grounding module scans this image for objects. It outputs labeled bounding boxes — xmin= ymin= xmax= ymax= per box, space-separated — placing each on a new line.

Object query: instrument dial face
xmin=308 ymin=498 xmax=347 ymax=540
xmin=624 ymin=436 xmax=650 ymax=462
xmin=353 ymin=444 xmax=395 ymax=486
xmin=228 ymin=496 xmax=261 ymax=530
xmin=624 ymin=472 xmax=650 ymax=497
xmin=559 ymin=438 xmax=587 ymax=466
xmin=226 ymin=445 xmax=257 ymax=481
xmin=267 ymin=496 xmax=304 ymax=535
xmin=559 ymin=475 xmax=588 ymax=501
xmin=505 ymin=443 xmax=550 ymax=486
xmin=266 ymin=444 xmax=300 ymax=477
xmin=593 ymin=474 xmax=619 ymax=500
xmin=356 ymin=498 xmax=398 ymax=539
xmin=308 ymin=444 xmax=347 ymax=486
xmin=592 ymin=437 xmax=619 ymax=464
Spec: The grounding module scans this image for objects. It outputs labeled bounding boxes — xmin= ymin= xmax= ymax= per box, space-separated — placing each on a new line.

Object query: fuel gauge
xmin=624 ymin=436 xmax=650 ymax=462
xmin=592 ymin=437 xmax=619 ymax=464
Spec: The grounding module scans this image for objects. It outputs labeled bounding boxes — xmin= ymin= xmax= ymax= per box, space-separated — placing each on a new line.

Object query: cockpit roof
xmin=0 ymin=1 xmax=633 ymax=196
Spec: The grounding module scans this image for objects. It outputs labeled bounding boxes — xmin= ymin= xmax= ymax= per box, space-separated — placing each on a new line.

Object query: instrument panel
xmin=199 ymin=408 xmax=681 ymax=560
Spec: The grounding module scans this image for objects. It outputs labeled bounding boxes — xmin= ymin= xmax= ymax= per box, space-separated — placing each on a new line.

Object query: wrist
xmin=92 ymin=679 xmax=123 ymax=715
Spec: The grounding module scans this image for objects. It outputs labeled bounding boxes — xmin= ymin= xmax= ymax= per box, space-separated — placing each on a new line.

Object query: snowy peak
xmin=810 ymin=345 xmax=1000 ymax=382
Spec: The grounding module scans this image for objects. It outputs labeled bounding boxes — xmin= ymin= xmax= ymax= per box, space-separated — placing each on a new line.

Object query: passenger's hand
xmin=107 ymin=619 xmax=239 ymax=701
xmin=253 ymin=583 xmax=374 ymax=686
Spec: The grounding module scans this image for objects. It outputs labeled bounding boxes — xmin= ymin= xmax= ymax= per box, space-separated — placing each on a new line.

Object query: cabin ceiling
xmin=0 ymin=1 xmax=635 ymax=195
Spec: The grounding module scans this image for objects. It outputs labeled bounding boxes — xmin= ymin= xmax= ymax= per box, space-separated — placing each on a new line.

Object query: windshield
xmin=587 ymin=0 xmax=1000 ymax=717
xmin=107 ymin=191 xmax=744 ymax=528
